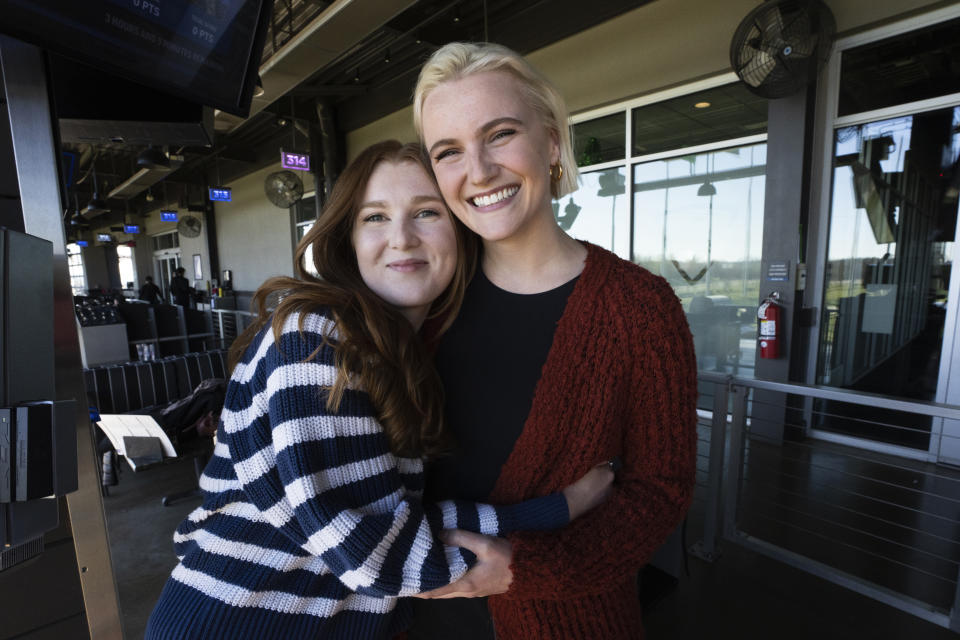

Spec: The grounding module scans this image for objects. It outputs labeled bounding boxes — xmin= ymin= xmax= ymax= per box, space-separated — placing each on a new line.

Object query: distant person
xmin=138 ymin=276 xmax=162 ymax=305
xmin=170 ymin=267 xmax=192 ymax=307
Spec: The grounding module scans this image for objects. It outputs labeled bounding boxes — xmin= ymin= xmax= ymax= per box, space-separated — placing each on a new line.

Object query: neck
xmin=399 ymin=307 xmax=428 ymax=332
xmin=482 ymin=211 xmax=587 ymax=294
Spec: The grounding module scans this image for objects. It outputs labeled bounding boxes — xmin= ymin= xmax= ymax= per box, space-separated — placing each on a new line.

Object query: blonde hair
xmin=413 ymin=42 xmax=579 ymax=199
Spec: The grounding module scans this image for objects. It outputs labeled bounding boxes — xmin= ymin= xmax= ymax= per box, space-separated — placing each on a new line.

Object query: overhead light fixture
xmin=384 ymin=48 xmax=391 ymax=63
xmin=353 ymin=67 xmax=360 ymax=83
xmin=453 ymin=7 xmax=461 ymax=22
xmin=254 ymin=74 xmax=265 ymax=97
xmin=145 ymin=187 xmax=155 ymax=202
xmin=136 ymin=146 xmax=170 ymax=170
xmin=414 ymin=32 xmax=422 ymax=45
xmin=86 ymin=192 xmax=109 ymax=214
xmin=694 ymin=101 xmax=711 ymax=109
xmin=697 ymin=181 xmax=717 ymax=196
xmin=276 ymin=116 xmax=289 ymax=127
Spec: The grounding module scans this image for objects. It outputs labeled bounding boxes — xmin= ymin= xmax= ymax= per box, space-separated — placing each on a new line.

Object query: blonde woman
xmin=409 ymin=43 xmax=698 ymax=639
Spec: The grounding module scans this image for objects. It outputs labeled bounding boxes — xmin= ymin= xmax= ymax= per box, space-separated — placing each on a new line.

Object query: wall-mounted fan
xmin=177 ymin=214 xmax=202 ymax=238
xmin=730 ymin=0 xmax=836 ymax=99
xmin=264 ymin=170 xmax=304 ymax=208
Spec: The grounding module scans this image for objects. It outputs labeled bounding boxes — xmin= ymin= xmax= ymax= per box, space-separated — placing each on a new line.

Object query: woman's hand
xmin=414 ymin=530 xmax=513 ymax=598
xmin=562 ymin=461 xmax=616 ymax=520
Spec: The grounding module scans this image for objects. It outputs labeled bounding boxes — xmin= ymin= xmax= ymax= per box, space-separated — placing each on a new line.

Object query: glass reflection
xmin=633 ymin=143 xmax=766 ymax=376
xmin=553 ymin=167 xmax=630 ymax=259
xmin=815 ymin=106 xmax=960 ymax=449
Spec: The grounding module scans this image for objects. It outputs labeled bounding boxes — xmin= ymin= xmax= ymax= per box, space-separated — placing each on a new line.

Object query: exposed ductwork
xmin=106 ymin=154 xmax=184 ymax=202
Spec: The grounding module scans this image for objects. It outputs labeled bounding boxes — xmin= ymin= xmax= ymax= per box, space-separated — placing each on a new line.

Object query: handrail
xmin=691 ymin=371 xmax=960 ymax=631
xmin=705 ymin=373 xmax=960 ymax=421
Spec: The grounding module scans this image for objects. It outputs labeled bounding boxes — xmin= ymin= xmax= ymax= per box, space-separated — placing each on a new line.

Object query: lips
xmin=387 ymin=259 xmax=428 ymax=272
xmin=468 ymin=185 xmax=519 ymax=208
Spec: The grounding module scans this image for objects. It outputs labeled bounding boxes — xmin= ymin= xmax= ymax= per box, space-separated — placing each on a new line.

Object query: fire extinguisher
xmin=757 ymin=291 xmax=782 ymax=359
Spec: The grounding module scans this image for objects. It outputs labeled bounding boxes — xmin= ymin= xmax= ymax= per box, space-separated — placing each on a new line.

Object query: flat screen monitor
xmin=124 ymin=224 xmax=141 ymax=234
xmin=97 ymin=233 xmax=113 ymax=243
xmin=0 ymin=0 xmax=272 ymax=118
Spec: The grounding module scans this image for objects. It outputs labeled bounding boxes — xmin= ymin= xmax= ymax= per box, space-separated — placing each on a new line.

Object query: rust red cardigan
xmin=484 ymin=243 xmax=698 ymax=639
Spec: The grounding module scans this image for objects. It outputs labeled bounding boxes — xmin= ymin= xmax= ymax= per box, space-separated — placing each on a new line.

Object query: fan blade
xmin=738 ymin=46 xmax=777 ymax=87
xmin=754 ymin=5 xmax=784 ymax=46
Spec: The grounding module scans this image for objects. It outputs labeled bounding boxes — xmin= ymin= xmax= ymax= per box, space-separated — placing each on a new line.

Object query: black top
xmin=170 ymin=275 xmax=191 ymax=307
xmin=139 ymin=281 xmax=161 ymax=304
xmin=408 ymin=268 xmax=578 ymax=640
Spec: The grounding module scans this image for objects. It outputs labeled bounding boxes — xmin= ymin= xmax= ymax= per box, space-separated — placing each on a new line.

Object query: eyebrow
xmin=358 ymin=194 xmax=444 ymax=210
xmin=427 ymin=116 xmax=524 ymax=155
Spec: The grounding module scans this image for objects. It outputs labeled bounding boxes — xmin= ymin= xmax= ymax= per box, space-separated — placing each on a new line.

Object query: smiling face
xmin=351 ymin=160 xmax=458 ymax=329
xmin=421 ymin=71 xmax=560 ymax=245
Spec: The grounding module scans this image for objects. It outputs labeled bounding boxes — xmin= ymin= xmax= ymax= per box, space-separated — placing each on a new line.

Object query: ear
xmin=548 ymin=127 xmax=561 ymax=166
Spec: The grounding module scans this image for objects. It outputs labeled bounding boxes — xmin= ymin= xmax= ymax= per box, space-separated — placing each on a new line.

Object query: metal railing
xmin=211 ymin=308 xmax=258 ymax=350
xmin=692 ymin=373 xmax=960 ymax=632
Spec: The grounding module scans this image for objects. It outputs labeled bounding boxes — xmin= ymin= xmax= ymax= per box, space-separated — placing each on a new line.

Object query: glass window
xmin=296 ymin=221 xmax=318 ymax=276
xmin=573 ymin=113 xmax=625 ymax=166
xmin=117 ymin=244 xmax=136 ymax=289
xmin=838 ymin=17 xmax=960 ymax=117
xmin=632 ymin=83 xmax=767 ymax=157
xmin=66 ymin=242 xmax=85 ymax=295
xmin=294 ymin=195 xmax=317 ymax=224
xmin=553 ymin=167 xmax=629 ymax=258
xmin=633 ymin=142 xmax=767 ymax=375
xmin=152 ymin=231 xmax=179 ymax=251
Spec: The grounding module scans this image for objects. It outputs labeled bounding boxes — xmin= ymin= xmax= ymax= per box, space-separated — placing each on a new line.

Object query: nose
xmin=465 ymin=144 xmax=496 ymax=186
xmin=389 ymin=218 xmax=420 ymax=250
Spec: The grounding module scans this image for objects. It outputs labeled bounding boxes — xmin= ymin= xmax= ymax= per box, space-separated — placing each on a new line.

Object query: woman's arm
xmin=225 ymin=312 xmax=584 ymax=598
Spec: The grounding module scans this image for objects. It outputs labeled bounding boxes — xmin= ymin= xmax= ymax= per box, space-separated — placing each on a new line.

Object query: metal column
xmin=1 ymin=35 xmax=122 ymax=638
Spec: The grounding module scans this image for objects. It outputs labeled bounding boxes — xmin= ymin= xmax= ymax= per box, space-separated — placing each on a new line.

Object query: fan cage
xmin=730 ymin=0 xmax=836 ymax=99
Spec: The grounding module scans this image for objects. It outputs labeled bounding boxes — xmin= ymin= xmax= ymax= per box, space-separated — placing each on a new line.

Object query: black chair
xmin=210 ymin=350 xmax=226 ymax=379
xmin=196 ymin=352 xmax=215 ymax=381
xmin=105 ymin=365 xmax=130 ymax=413
xmin=122 ymin=364 xmax=142 ymax=411
xmin=133 ymin=362 xmax=158 ymax=408
xmin=182 ymin=353 xmax=203 ymax=390
xmin=158 ymin=359 xmax=181 ymax=402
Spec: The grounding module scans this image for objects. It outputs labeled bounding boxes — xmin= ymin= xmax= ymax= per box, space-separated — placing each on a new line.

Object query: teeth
xmin=472 ymin=186 xmax=518 ymax=207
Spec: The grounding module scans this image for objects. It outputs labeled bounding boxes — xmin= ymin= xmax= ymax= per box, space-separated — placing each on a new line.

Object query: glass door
xmin=155 ymin=254 xmax=182 ymax=304
xmin=809 ymin=13 xmax=960 ymax=460
xmin=814 ymin=107 xmax=960 ymax=454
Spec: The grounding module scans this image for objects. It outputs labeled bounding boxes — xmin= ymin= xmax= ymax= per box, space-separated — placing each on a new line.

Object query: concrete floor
xmin=101 ymin=452 xmax=960 ymax=639
xmin=102 ymin=456 xmax=200 ymax=639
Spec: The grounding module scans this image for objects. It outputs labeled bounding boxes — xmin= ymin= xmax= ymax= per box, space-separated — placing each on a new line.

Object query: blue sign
xmin=209 ymin=186 xmax=232 ymax=201
xmin=76 ymin=240 xmax=88 ymax=247
xmin=281 ymin=151 xmax=310 ymax=171
xmin=124 ymin=224 xmax=140 ymax=234
xmin=160 ymin=210 xmax=178 ymax=222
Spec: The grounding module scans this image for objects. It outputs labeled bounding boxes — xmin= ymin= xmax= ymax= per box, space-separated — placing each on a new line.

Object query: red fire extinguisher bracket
xmin=757 ymin=291 xmax=783 ymax=359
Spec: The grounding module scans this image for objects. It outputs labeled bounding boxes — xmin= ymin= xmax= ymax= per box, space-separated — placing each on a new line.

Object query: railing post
xmin=722 ymin=383 xmax=749 ymax=541
xmin=951 ymin=564 xmax=960 ymax=631
xmin=691 ymin=376 xmax=731 ymax=562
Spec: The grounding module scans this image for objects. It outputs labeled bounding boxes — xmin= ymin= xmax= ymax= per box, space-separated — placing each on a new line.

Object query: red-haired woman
xmin=144 ymin=140 xmax=612 ymax=640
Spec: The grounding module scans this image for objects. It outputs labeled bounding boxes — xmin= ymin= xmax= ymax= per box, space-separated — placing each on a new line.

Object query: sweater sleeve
xmin=501 ymin=278 xmax=698 ymax=600
xmin=226 ymin=313 xmax=568 ymax=599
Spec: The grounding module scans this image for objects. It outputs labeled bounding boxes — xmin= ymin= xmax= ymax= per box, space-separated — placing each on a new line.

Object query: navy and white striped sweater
xmin=145 ymin=310 xmax=568 ymax=640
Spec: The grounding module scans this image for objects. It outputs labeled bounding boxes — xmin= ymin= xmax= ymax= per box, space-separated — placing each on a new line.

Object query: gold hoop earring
xmin=550 ymin=163 xmax=564 ymax=181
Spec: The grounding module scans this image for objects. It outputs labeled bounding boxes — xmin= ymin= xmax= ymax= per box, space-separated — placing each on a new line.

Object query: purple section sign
xmin=281 ymin=151 xmax=311 ymax=171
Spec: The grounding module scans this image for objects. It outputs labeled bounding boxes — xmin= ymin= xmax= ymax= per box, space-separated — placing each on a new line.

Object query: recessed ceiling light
xmin=694 ymin=101 xmax=711 ymax=109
